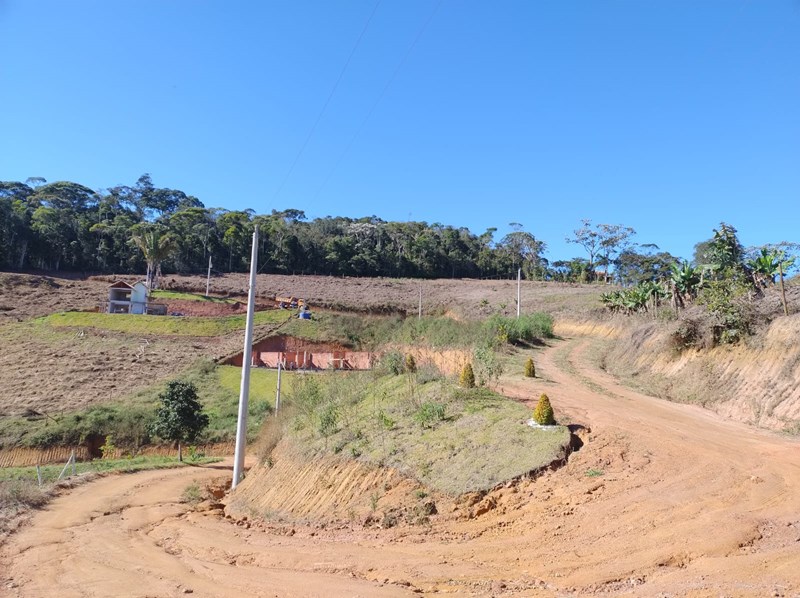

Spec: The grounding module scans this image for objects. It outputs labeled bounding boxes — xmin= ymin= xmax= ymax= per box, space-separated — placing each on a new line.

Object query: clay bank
xmin=222 ymin=335 xmax=375 ymax=370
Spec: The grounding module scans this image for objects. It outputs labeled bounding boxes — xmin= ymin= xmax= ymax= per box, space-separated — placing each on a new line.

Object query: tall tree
xmin=597 ymin=223 xmax=636 ymax=281
xmin=499 ymin=226 xmax=546 ymax=280
xmin=568 ymin=220 xmax=636 ymax=282
xmin=567 ymin=219 xmax=601 ymax=281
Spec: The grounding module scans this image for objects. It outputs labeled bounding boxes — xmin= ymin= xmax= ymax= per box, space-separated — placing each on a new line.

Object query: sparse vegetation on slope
xmin=268 ymin=369 xmax=570 ymax=495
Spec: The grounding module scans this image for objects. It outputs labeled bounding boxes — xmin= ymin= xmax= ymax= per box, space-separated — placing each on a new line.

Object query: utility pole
xmin=418 ymin=285 xmax=422 ymax=320
xmin=205 ymin=255 xmax=212 ymax=297
xmin=275 ymin=359 xmax=283 ymax=413
xmin=232 ymin=226 xmax=258 ymax=489
xmin=517 ymin=268 xmax=521 ymax=318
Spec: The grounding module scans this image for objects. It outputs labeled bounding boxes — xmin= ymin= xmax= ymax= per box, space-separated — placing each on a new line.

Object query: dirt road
xmin=3 ymin=331 xmax=800 ymax=597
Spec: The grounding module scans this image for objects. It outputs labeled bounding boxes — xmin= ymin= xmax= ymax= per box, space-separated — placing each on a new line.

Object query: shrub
xmin=380 ymin=351 xmax=405 ymax=375
xmin=473 ymin=344 xmax=503 ymax=386
xmin=0 ymin=479 xmax=48 ymax=509
xmin=414 ymin=401 xmax=446 ymax=428
xmin=291 ymin=375 xmax=323 ymax=420
xmin=459 ymin=363 xmax=476 ymax=388
xmin=483 ymin=313 xmax=554 ymax=345
xmin=318 ymin=404 xmax=339 ymax=440
xmin=533 ymin=393 xmax=555 ymax=425
xmin=415 ymin=363 xmax=442 ymax=385
xmin=697 ymin=279 xmax=753 ymax=345
xmin=181 ymin=482 xmax=204 ymax=505
xmin=376 ymin=410 xmax=396 ymax=431
xmin=524 ymin=357 xmax=536 ymax=378
xmin=100 ymin=435 xmax=116 ymax=459
xmin=404 ymin=354 xmax=417 ymax=373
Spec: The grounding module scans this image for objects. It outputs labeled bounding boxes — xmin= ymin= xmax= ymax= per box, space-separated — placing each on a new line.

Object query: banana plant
xmin=600 ymin=290 xmax=626 ymax=313
xmin=747 ymin=248 xmax=795 ymax=288
xmin=670 ymin=261 xmax=701 ymax=309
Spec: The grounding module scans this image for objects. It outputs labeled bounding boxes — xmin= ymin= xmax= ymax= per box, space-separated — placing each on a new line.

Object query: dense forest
xmin=0 ymin=174 xmax=646 ymax=282
xmin=0 ymin=175 xmax=793 ymax=293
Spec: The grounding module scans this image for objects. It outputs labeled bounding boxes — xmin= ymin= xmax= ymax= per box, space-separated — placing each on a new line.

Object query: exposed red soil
xmin=3 ymin=329 xmax=800 ymax=597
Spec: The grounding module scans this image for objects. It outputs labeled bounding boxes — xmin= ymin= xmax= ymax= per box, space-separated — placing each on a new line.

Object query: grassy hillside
xmin=0 ymin=362 xmax=294 ymax=450
xmin=150 ymin=289 xmax=238 ymax=303
xmin=40 ymin=309 xmax=289 ymax=336
xmin=264 ymin=367 xmax=569 ymax=495
xmin=281 ymin=311 xmax=553 ymax=350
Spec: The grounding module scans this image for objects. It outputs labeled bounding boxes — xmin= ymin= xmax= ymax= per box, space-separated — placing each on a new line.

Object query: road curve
xmin=2 ymin=331 xmax=800 ymax=597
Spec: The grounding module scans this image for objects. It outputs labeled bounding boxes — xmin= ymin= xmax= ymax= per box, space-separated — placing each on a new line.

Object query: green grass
xmin=279 ymin=311 xmax=554 ymax=350
xmin=202 ymin=366 xmax=294 ymax=442
xmin=0 ymin=361 xmax=297 ymax=450
xmin=0 ymin=455 xmax=221 ymax=484
xmin=150 ymin=289 xmax=238 ymax=304
xmin=282 ymin=370 xmax=570 ymax=495
xmin=39 ymin=309 xmax=290 ymax=336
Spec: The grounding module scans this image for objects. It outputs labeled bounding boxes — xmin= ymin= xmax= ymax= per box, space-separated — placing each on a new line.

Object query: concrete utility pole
xmin=232 ymin=226 xmax=258 ymax=489
xmin=517 ymin=268 xmax=521 ymax=318
xmin=418 ymin=285 xmax=422 ymax=320
xmin=275 ymin=359 xmax=283 ymax=413
xmin=205 ymin=256 xmax=212 ymax=297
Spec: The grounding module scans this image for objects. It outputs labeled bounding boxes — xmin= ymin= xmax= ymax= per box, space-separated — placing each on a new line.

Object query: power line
xmin=314 ymin=0 xmax=444 ymax=200
xmin=272 ymin=0 xmax=383 ymax=201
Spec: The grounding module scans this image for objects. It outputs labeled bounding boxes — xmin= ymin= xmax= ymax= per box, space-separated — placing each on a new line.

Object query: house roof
xmin=108 ymin=281 xmax=133 ymax=289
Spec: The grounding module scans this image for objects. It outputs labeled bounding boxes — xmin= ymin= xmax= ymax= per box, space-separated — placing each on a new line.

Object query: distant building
xmin=105 ymin=281 xmax=167 ymax=315
xmin=107 ymin=281 xmax=148 ymax=314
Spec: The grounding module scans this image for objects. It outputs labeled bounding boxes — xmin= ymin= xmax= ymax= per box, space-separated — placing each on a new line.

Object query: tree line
xmin=1 ymin=175 xmax=553 ymax=280
xmin=2 ymin=176 xmax=794 ymax=292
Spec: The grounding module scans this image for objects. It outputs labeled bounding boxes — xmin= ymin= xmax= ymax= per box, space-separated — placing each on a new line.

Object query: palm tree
xmin=131 ymin=224 xmax=177 ymax=290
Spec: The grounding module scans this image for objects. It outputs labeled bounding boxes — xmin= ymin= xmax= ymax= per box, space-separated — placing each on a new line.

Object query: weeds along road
xmin=3 ymin=329 xmax=800 ymax=597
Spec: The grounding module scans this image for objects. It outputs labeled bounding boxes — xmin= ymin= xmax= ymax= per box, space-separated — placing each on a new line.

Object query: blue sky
xmin=1 ymin=1 xmax=798 ymax=263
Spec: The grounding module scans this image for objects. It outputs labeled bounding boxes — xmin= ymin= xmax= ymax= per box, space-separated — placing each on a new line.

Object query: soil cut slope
xmin=3 ymin=329 xmax=800 ymax=597
xmin=576 ymin=313 xmax=800 ymax=432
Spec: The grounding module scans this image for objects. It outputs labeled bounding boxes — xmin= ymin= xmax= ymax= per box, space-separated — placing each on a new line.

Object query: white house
xmin=107 ymin=281 xmax=149 ymax=314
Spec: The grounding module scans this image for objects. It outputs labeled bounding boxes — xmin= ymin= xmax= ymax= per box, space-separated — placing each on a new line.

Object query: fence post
xmin=57 ymin=452 xmax=73 ymax=481
xmin=36 ymin=464 xmax=42 ymax=488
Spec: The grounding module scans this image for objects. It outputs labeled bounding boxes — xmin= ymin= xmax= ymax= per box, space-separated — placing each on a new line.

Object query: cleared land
xmin=3 ymin=271 xmax=800 ymax=596
xmin=0 ymin=271 xmax=584 ymax=451
xmin=3 ymin=333 xmax=800 ymax=596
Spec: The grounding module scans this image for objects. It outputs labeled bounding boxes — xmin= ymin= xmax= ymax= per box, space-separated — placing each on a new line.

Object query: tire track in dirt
xmin=1 ymin=461 xmax=416 ymax=597
xmin=3 ymin=332 xmax=800 ymax=597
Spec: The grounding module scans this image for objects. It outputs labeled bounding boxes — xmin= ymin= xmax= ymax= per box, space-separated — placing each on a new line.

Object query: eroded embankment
xmin=227 ymin=440 xmax=425 ymax=525
xmin=227 ymin=430 xmax=577 ymax=527
xmin=560 ymin=314 xmax=800 ymax=432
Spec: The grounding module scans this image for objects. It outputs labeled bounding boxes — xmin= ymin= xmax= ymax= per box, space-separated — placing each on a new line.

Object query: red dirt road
xmin=3 ymin=329 xmax=800 ymax=597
